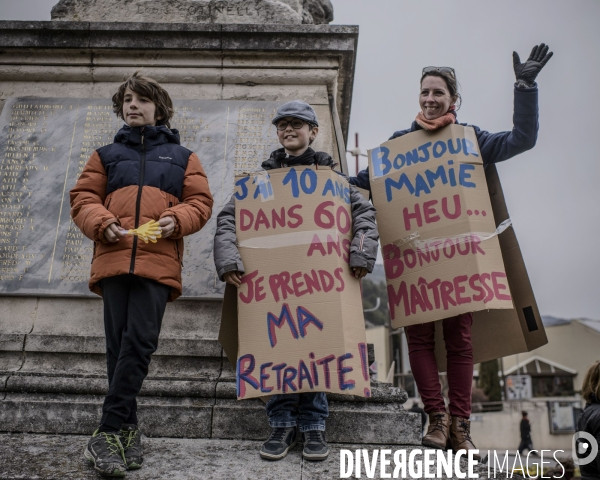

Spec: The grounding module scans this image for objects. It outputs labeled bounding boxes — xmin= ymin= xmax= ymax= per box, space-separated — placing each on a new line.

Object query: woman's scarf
xmin=415 ymin=106 xmax=457 ymax=131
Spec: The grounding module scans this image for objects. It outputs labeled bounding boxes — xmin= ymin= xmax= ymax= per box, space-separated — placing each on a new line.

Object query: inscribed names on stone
xmin=0 ymin=97 xmax=282 ymax=298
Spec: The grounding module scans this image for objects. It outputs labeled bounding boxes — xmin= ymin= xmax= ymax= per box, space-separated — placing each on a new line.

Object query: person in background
xmin=349 ymin=44 xmax=553 ymax=458
xmin=577 ymin=361 xmax=600 ymax=479
xmin=518 ymin=411 xmax=533 ymax=454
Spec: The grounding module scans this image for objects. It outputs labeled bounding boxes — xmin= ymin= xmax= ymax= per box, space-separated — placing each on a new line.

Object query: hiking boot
xmin=302 ymin=430 xmax=330 ymax=461
xmin=422 ymin=411 xmax=450 ymax=450
xmin=83 ymin=429 xmax=127 ymax=477
xmin=120 ymin=424 xmax=143 ymax=470
xmin=259 ymin=426 xmax=297 ymax=460
xmin=450 ymin=416 xmax=481 ymax=460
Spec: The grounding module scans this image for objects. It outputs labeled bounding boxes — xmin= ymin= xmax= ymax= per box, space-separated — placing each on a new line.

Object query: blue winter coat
xmin=349 ymin=84 xmax=539 ymax=191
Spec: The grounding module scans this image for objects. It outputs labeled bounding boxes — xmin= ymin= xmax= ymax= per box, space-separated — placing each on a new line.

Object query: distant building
xmin=502 ymin=317 xmax=600 ymax=395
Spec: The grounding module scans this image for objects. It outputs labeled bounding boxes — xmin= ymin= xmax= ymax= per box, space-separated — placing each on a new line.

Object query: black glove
xmin=513 ymin=43 xmax=554 ymax=86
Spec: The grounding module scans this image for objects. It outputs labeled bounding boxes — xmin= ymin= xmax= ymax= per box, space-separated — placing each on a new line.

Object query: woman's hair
xmin=112 ymin=71 xmax=175 ymax=128
xmin=581 ymin=360 xmax=600 ymax=403
xmin=420 ymin=70 xmax=462 ymax=111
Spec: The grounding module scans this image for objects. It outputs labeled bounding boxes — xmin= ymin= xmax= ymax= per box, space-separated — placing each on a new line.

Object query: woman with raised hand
xmin=350 ymin=44 xmax=553 ymax=456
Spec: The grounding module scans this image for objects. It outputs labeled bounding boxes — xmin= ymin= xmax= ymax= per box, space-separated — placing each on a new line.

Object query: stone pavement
xmin=0 ymin=434 xmax=512 ymax=480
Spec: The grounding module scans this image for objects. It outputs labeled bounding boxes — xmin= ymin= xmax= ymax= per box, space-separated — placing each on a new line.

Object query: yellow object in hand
xmin=127 ymin=220 xmax=162 ymax=244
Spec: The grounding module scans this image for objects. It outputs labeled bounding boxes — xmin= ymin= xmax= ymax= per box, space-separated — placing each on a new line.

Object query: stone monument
xmin=0 ymin=0 xmax=419 ymax=445
xmin=51 ymin=0 xmax=334 ymax=24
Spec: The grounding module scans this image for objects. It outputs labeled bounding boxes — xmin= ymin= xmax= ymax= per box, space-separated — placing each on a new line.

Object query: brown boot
xmin=422 ymin=411 xmax=450 ymax=449
xmin=450 ymin=416 xmax=481 ymax=460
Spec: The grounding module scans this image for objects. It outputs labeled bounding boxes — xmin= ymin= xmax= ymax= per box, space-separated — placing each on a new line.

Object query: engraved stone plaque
xmin=0 ymin=97 xmax=283 ymax=298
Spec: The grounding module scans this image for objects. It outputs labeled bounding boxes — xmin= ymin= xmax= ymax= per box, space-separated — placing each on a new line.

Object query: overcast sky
xmin=1 ymin=0 xmax=599 ymax=320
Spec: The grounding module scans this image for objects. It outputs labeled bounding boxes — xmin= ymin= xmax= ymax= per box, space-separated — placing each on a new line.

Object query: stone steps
xmin=0 ymin=391 xmax=421 ymax=444
xmin=0 ymin=297 xmax=421 ymax=445
xmin=0 ymin=433 xmax=508 ymax=480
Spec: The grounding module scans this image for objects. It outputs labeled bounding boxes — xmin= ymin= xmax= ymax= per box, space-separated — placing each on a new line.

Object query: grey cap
xmin=272 ymin=100 xmax=319 ymax=127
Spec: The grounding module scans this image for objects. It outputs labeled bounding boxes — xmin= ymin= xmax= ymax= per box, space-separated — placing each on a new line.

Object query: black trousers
xmin=99 ymin=274 xmax=170 ymax=431
xmin=518 ymin=436 xmax=533 ymax=454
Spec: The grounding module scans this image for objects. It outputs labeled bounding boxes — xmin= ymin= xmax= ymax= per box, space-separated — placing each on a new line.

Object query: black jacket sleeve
xmin=349 ymin=168 xmax=372 ymax=192
xmin=474 ymin=84 xmax=539 ymax=165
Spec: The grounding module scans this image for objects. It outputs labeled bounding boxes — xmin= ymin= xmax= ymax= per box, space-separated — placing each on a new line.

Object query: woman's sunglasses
xmin=422 ymin=66 xmax=456 ymax=78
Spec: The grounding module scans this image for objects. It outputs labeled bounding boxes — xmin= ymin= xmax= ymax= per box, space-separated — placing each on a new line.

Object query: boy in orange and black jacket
xmin=70 ymin=72 xmax=213 ymax=476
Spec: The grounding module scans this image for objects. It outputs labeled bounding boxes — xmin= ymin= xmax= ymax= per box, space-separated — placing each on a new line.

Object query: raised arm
xmin=477 ymin=43 xmax=553 ymax=165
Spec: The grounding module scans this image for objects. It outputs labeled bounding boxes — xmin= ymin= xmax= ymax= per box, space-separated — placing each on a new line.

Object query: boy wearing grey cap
xmin=214 ymin=100 xmax=379 ymax=461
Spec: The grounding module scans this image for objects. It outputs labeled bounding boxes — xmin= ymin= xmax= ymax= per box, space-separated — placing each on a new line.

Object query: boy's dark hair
xmin=112 ymin=71 xmax=175 ymax=128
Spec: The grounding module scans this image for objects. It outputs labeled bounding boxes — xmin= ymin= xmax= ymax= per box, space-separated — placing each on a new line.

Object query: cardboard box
xmin=434 ymin=163 xmax=547 ymax=369
xmin=369 ymin=125 xmax=513 ymax=328
xmin=367 ymin=124 xmax=547 ymax=368
xmin=219 ymin=167 xmax=371 ymax=400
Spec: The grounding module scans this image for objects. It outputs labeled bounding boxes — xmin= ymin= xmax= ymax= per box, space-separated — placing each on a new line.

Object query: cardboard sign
xmin=221 ymin=167 xmax=371 ymax=400
xmin=368 ymin=125 xmax=513 ymax=328
xmin=434 ymin=162 xmax=548 ymax=370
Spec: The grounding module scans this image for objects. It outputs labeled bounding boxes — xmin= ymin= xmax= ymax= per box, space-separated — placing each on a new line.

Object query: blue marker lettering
xmin=405 ymin=148 xmax=420 ymax=166
xmin=282 ymin=367 xmax=298 ymax=393
xmin=418 ymin=142 xmax=432 ymax=162
xmin=260 ymin=362 xmax=274 ymax=393
xmin=371 ymin=146 xmax=391 ymax=177
xmin=337 ymin=353 xmax=355 ymax=391
xmin=298 ymin=360 xmax=314 ymax=390
xmin=433 ymin=141 xmax=447 ymax=158
xmin=385 ymin=173 xmax=415 ymax=202
xmin=296 ymin=305 xmax=324 ymax=337
xmin=448 ymin=138 xmax=461 ymax=154
xmin=300 ymin=168 xmax=317 ymax=194
xmin=413 ymin=173 xmax=431 ymax=197
xmin=236 ymin=354 xmax=258 ymax=397
xmin=459 ymin=164 xmax=476 ymax=188
xmin=234 ymin=176 xmax=250 ymax=201
xmin=321 ymin=178 xmax=335 ymax=198
xmin=425 ymin=165 xmax=448 ymax=188
xmin=462 ymin=138 xmax=479 ymax=157
xmin=282 ymin=168 xmax=300 ymax=197
xmin=272 ymin=363 xmax=286 ymax=391
xmin=393 ymin=153 xmax=405 ymax=170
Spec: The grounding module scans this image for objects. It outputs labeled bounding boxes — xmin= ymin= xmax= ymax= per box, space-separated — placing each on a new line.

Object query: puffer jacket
xmin=350 ymin=84 xmax=539 ymax=191
xmin=70 ymin=125 xmax=213 ymax=301
xmin=214 ymin=147 xmax=379 ymax=280
xmin=578 ymin=396 xmax=600 ymax=479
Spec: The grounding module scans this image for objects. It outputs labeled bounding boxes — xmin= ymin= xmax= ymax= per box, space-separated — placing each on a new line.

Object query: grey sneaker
xmin=302 ymin=430 xmax=329 ymax=461
xmin=259 ymin=427 xmax=297 ymax=460
xmin=83 ymin=429 xmax=127 ymax=477
xmin=120 ymin=424 xmax=143 ymax=470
